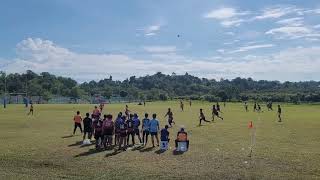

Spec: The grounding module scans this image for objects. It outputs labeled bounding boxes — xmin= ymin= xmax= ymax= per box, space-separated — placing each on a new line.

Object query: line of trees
xmin=1 ymin=71 xmax=320 ymax=103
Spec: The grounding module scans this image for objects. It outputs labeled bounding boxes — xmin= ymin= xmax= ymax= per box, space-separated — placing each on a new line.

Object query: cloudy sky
xmin=0 ymin=0 xmax=320 ymax=82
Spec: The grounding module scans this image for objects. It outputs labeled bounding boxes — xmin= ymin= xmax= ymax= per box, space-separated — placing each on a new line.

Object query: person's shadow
xmin=155 ymin=149 xmax=166 ymax=154
xmin=68 ymin=141 xmax=82 ymax=147
xmin=173 ymin=150 xmax=185 ymax=155
xmin=61 ymin=135 xmax=73 ymax=138
xmin=74 ymin=148 xmax=104 ymax=157
xmin=139 ymin=147 xmax=154 ymax=152
xmin=105 ymin=150 xmax=122 ymax=157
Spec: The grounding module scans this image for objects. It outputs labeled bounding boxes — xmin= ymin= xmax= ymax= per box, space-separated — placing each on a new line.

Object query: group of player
xmin=72 ymin=105 xmax=189 ymax=151
xmin=244 ymin=101 xmax=282 ymax=122
xmin=199 ymin=102 xmax=224 ymax=126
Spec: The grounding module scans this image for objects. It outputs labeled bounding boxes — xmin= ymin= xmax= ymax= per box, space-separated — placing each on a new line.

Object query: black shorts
xmin=120 ymin=132 xmax=127 ymax=137
xmin=74 ymin=122 xmax=81 ymax=127
xmin=115 ymin=129 xmax=120 ymax=135
xmin=150 ymin=132 xmax=158 ymax=136
xmin=143 ymin=130 xmax=150 ymax=136
xmin=94 ymin=133 xmax=102 ymax=140
xmin=134 ymin=129 xmax=140 ymax=135
xmin=84 ymin=128 xmax=92 ymax=133
xmin=127 ymin=131 xmax=135 ymax=136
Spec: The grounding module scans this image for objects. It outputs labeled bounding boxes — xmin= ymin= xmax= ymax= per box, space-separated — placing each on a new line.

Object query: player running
xmin=257 ymin=104 xmax=262 ymax=113
xmin=27 ymin=103 xmax=34 ymax=115
xmin=278 ymin=105 xmax=282 ymax=122
xmin=199 ymin=108 xmax=210 ymax=126
xmin=164 ymin=108 xmax=175 ymax=127
xmin=216 ymin=102 xmax=222 ymax=113
xmin=212 ymin=105 xmax=223 ymax=121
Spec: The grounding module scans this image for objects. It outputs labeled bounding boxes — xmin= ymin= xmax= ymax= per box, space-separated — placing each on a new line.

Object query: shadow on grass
xmin=104 ymin=145 xmax=116 ymax=151
xmin=131 ymin=145 xmax=144 ymax=151
xmin=68 ymin=141 xmax=82 ymax=147
xmin=173 ymin=150 xmax=185 ymax=155
xmin=155 ymin=149 xmax=166 ymax=154
xmin=74 ymin=148 xmax=104 ymax=157
xmin=139 ymin=147 xmax=155 ymax=152
xmin=105 ymin=150 xmax=122 ymax=157
xmin=61 ymin=135 xmax=73 ymax=138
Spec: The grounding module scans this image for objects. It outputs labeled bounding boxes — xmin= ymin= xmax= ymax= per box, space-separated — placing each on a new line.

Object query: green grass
xmin=0 ymin=101 xmax=320 ymax=180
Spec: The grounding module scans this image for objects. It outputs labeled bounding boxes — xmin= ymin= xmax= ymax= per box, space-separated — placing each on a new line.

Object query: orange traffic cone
xmin=248 ymin=121 xmax=253 ymax=129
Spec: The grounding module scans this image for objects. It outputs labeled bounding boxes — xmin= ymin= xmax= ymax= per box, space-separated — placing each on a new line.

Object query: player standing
xmin=73 ymin=111 xmax=83 ymax=135
xmin=125 ymin=105 xmax=130 ymax=118
xmin=99 ymin=103 xmax=104 ymax=112
xmin=244 ymin=102 xmax=248 ymax=112
xmin=277 ymin=105 xmax=282 ymax=122
xmin=180 ymin=100 xmax=184 ymax=112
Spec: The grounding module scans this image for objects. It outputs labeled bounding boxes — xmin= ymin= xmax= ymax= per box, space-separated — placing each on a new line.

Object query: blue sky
xmin=0 ymin=0 xmax=320 ymax=82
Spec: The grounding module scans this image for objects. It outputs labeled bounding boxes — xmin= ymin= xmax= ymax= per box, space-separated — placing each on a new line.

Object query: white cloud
xmin=221 ymin=19 xmax=244 ymax=27
xmin=254 ymin=6 xmax=302 ymax=20
xmin=229 ymin=44 xmax=274 ymax=53
xmin=314 ymin=24 xmax=320 ymax=29
xmin=266 ymin=26 xmax=311 ymax=34
xmin=143 ymin=46 xmax=177 ymax=53
xmin=265 ymin=26 xmax=320 ymax=39
xmin=2 ymin=38 xmax=320 ymax=82
xmin=204 ymin=7 xmax=249 ymax=27
xmin=216 ymin=49 xmax=225 ymax=53
xmin=204 ymin=8 xmax=239 ymax=19
xmin=276 ymin=17 xmax=304 ymax=26
xmin=304 ymin=9 xmax=320 ymax=14
xmin=225 ymin=32 xmax=235 ymax=36
xmin=145 ymin=33 xmax=156 ymax=36
xmin=139 ymin=24 xmax=163 ymax=36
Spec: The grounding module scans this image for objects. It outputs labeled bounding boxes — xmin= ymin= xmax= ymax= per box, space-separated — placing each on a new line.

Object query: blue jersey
xmin=149 ymin=119 xmax=159 ymax=133
xmin=142 ymin=118 xmax=150 ymax=131
xmin=133 ymin=117 xmax=140 ymax=129
xmin=160 ymin=128 xmax=169 ymax=141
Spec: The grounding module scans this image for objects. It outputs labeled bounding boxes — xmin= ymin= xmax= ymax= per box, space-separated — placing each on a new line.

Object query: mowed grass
xmin=0 ymin=101 xmax=319 ymax=180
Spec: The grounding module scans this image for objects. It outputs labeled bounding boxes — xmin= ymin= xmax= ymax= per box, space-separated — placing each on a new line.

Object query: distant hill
xmin=1 ymin=71 xmax=320 ymax=103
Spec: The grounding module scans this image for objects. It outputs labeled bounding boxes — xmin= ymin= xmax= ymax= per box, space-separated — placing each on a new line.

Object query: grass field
xmin=0 ymin=101 xmax=319 ymax=180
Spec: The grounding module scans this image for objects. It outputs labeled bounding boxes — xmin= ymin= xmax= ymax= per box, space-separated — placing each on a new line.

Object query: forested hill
xmin=1 ymin=71 xmax=320 ymax=102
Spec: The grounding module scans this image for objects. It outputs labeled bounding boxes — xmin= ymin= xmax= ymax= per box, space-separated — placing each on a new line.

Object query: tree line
xmin=1 ymin=70 xmax=320 ymax=103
